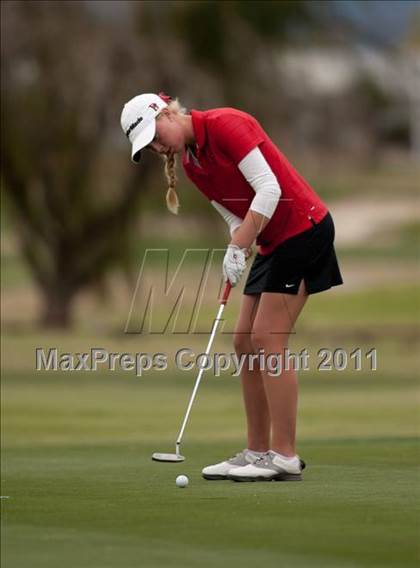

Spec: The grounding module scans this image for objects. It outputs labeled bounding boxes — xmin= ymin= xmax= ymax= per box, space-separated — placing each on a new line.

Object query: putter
xmin=152 ymin=281 xmax=232 ymax=463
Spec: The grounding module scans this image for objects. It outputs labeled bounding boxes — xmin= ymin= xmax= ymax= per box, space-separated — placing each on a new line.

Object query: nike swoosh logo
xmin=285 ymin=284 xmax=295 ymax=288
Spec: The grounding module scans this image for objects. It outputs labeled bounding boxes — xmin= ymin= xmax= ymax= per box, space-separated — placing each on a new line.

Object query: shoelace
xmin=254 ymin=453 xmax=271 ymax=467
xmin=229 ymin=450 xmax=261 ymax=464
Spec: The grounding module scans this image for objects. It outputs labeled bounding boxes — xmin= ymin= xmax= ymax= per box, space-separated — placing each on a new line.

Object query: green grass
xmin=311 ymin=162 xmax=420 ymax=202
xmin=2 ymin=370 xmax=419 ymax=568
xmin=304 ymin=284 xmax=420 ymax=327
xmin=118 ymin=281 xmax=420 ymax=337
xmin=338 ymin=220 xmax=420 ymax=261
xmin=2 ymin=439 xmax=419 ymax=568
xmin=1 ymin=252 xmax=32 ymax=289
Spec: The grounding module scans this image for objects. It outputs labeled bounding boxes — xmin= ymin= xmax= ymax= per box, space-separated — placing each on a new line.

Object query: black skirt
xmin=243 ymin=212 xmax=343 ymax=296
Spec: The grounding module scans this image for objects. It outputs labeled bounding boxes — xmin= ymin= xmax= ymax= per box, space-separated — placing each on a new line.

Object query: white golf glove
xmin=223 ymin=244 xmax=247 ymax=286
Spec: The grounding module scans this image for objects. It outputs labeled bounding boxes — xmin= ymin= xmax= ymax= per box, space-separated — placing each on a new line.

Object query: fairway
xmin=2 ymin=369 xmax=419 ymax=568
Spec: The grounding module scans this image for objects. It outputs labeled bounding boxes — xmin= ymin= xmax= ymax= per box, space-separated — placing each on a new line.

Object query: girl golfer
xmin=121 ymin=93 xmax=343 ymax=482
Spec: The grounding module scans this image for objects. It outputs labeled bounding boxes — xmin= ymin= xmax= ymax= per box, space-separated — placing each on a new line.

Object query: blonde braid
xmin=164 ymin=152 xmax=180 ymax=215
xmin=158 ymin=98 xmax=186 ymax=215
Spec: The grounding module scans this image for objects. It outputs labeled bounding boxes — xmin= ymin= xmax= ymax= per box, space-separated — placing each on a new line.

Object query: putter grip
xmin=220 ymin=281 xmax=232 ymax=304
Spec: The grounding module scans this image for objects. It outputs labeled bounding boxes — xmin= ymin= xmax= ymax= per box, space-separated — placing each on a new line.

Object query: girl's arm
xmin=211 ymin=200 xmax=243 ymax=236
xmin=230 ymin=209 xmax=270 ymax=250
xmin=230 ymin=147 xmax=281 ymax=250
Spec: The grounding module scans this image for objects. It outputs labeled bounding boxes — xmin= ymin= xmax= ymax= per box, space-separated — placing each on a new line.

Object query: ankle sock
xmin=271 ymin=450 xmax=298 ymax=462
xmin=247 ymin=448 xmax=266 ymax=456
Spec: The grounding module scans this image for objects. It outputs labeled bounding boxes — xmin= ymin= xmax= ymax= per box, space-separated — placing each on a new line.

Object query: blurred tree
xmin=402 ymin=9 xmax=420 ymax=159
xmin=136 ymin=0 xmax=320 ymax=125
xmin=170 ymin=1 xmax=315 ymax=71
xmin=1 ymin=1 xmax=152 ymax=328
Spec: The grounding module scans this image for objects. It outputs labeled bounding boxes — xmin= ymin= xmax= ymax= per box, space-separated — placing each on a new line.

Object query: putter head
xmin=152 ymin=452 xmax=185 ymax=463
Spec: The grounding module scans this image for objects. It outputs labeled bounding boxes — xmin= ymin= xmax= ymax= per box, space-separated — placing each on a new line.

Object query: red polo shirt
xmin=182 ymin=108 xmax=328 ymax=255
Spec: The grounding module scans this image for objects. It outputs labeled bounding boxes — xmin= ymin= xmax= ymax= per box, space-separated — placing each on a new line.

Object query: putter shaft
xmin=175 ymin=282 xmax=232 ymax=454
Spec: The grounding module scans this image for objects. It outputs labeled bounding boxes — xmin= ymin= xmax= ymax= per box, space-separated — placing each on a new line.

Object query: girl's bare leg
xmin=251 ymin=281 xmax=308 ymax=457
xmin=233 ymin=293 xmax=270 ymax=452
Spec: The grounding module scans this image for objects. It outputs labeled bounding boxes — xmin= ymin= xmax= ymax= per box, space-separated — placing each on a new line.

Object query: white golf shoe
xmin=228 ymin=450 xmax=306 ymax=482
xmin=202 ymin=449 xmax=265 ymax=480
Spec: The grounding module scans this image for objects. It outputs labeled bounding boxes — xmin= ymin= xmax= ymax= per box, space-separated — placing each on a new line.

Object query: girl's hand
xmin=244 ymin=246 xmax=253 ymax=259
xmin=223 ymin=244 xmax=247 ymax=286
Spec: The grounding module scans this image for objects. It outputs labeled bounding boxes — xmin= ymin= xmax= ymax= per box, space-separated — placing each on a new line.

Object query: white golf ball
xmin=176 ymin=475 xmax=189 ymax=488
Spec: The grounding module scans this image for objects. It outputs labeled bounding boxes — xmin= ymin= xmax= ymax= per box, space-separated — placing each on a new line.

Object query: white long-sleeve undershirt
xmin=211 ymin=200 xmax=243 ymax=236
xmin=211 ymin=146 xmax=282 ymax=235
xmin=239 ymin=146 xmax=281 ymax=218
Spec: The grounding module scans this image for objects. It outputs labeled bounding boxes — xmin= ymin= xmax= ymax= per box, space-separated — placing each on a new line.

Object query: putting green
xmin=1 ymin=369 xmax=419 ymax=568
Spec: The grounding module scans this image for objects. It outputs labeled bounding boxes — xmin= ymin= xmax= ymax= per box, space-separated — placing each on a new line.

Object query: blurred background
xmin=1 ymin=2 xmax=419 ymax=567
xmin=1 ymin=0 xmax=419 ymax=331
